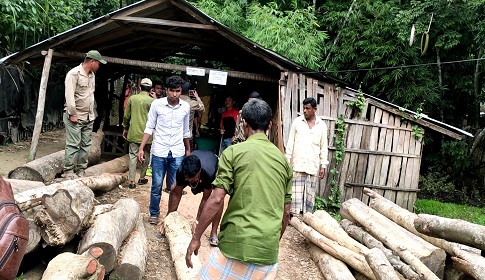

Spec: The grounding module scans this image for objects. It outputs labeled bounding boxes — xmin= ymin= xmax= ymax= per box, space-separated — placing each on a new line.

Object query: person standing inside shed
xmin=123 ymin=78 xmax=154 ymax=189
xmin=137 ymin=76 xmax=191 ymax=225
xmin=219 ymin=96 xmax=238 ymax=153
xmin=63 ymin=50 xmax=106 ymax=179
xmin=233 ymin=91 xmax=262 ymax=144
xmin=285 ymin=97 xmax=329 ymax=216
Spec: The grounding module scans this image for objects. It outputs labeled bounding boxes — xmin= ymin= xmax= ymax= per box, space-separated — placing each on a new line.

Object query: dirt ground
xmin=1 ymin=130 xmax=323 ymax=280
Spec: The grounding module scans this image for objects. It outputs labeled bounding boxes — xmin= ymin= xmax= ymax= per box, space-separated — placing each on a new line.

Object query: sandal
xmin=209 ymin=237 xmax=219 ymax=247
xmin=163 ymin=187 xmax=171 ymax=193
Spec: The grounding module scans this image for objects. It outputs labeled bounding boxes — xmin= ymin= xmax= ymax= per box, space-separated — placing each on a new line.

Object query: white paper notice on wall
xmin=208 ymin=70 xmax=228 ymax=85
xmin=186 ymin=67 xmax=206 ymax=76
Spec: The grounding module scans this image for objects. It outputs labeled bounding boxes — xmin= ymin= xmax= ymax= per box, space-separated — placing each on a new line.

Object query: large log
xmin=42 ymin=247 xmax=105 ymax=280
xmin=15 ymin=174 xmax=127 ymax=206
xmin=414 ymin=214 xmax=485 ymax=251
xmin=6 ymin=179 xmax=45 ymax=194
xmin=110 ymin=217 xmax=148 ymax=280
xmin=84 ymin=155 xmax=129 ymax=177
xmin=365 ymin=188 xmax=485 ymax=279
xmin=78 ymin=199 xmax=140 ymax=273
xmin=290 ymin=217 xmax=377 ymax=280
xmin=340 ymin=219 xmax=421 ymax=280
xmin=34 ymin=184 xmax=95 ymax=246
xmin=308 ymin=211 xmax=368 ymax=255
xmin=164 ymin=211 xmax=202 ymax=280
xmin=365 ymin=248 xmax=400 ymax=280
xmin=341 ymin=199 xmax=442 ymax=280
xmin=9 ymin=131 xmax=103 ymax=183
xmin=308 ymin=242 xmax=355 ymax=280
xmin=451 ymin=248 xmax=485 ymax=280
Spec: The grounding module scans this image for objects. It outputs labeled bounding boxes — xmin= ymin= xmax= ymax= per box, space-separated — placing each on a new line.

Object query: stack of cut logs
xmin=6 ymin=131 xmax=148 ymax=280
xmin=290 ymin=188 xmax=485 ymax=280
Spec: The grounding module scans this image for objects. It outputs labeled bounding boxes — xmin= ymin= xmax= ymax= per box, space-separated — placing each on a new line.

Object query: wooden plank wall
xmin=279 ymin=73 xmax=423 ymax=211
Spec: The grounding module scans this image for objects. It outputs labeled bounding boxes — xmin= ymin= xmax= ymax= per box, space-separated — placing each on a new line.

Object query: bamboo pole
xmin=28 ymin=48 xmax=53 ymax=162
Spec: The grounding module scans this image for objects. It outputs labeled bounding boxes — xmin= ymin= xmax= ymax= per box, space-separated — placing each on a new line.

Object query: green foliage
xmin=313 ymin=195 xmax=342 ymax=221
xmin=419 ymin=170 xmax=456 ymax=198
xmin=414 ymin=199 xmax=485 ymax=226
xmin=412 ymin=125 xmax=424 ymax=140
xmin=193 ymin=0 xmax=327 ymax=69
xmin=346 ymin=86 xmax=366 ymax=117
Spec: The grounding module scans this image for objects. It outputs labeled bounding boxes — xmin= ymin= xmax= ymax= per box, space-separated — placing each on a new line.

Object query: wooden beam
xmin=28 ymin=49 xmax=54 ymax=162
xmin=169 ymin=0 xmax=286 ymax=71
xmin=327 ymin=147 xmax=420 ymax=158
xmin=9 ymin=0 xmax=165 ymax=65
xmin=48 ymin=50 xmax=277 ymax=82
xmin=367 ymin=99 xmax=463 ymax=140
xmin=113 ymin=16 xmax=217 ymax=30
xmin=132 ymin=26 xmax=207 ymax=40
xmin=344 ymin=183 xmax=420 ymax=193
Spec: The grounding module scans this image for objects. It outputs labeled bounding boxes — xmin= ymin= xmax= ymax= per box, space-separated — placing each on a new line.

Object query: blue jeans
xmin=220 ymin=138 xmax=232 ymax=154
xmin=149 ymin=151 xmax=184 ymax=216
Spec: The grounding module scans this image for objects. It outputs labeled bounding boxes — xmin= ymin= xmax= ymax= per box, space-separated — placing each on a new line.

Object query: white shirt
xmin=285 ymin=115 xmax=329 ymax=175
xmin=144 ymin=97 xmax=190 ymax=158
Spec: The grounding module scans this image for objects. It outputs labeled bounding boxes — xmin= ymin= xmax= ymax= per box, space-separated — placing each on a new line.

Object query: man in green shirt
xmin=123 ymin=78 xmax=154 ymax=189
xmin=186 ymin=99 xmax=292 ymax=279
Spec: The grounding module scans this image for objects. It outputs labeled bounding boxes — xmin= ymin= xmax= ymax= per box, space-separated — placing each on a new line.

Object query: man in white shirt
xmin=137 ymin=76 xmax=191 ymax=225
xmin=285 ymin=97 xmax=329 ymax=216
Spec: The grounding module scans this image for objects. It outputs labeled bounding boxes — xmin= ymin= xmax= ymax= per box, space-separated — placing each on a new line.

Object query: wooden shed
xmin=0 ymin=0 xmax=471 ymax=210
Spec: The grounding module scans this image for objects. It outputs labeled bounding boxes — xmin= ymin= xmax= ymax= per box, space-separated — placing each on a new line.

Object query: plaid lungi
xmin=291 ymin=172 xmax=318 ymax=215
xmin=199 ymin=248 xmax=278 ymax=280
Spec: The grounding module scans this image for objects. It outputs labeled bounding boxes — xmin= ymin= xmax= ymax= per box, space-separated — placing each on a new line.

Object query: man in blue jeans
xmin=137 ymin=76 xmax=191 ymax=225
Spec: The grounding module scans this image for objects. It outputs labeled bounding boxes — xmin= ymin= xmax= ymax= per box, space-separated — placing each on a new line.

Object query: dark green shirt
xmin=213 ymin=133 xmax=292 ymax=265
xmin=122 ymin=91 xmax=153 ymax=144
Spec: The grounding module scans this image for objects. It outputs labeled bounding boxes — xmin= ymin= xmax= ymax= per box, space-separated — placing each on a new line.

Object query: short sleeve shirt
xmin=175 ymin=150 xmax=218 ymax=195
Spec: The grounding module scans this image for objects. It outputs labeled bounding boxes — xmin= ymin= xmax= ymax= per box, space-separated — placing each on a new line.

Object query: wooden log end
xmin=89 ymin=247 xmax=104 ymax=259
xmin=8 ymin=167 xmax=44 ymax=182
xmin=110 ymin=264 xmax=143 ymax=280
xmin=363 ymin=187 xmax=378 ymax=198
xmin=81 ymin=243 xmax=116 ymax=273
xmin=86 ymin=259 xmax=98 ymax=275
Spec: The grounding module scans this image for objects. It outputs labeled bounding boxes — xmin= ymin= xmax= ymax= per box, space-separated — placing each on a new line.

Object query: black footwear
xmin=163 ymin=187 xmax=171 ymax=193
xmin=129 ymin=183 xmax=136 ymax=189
xmin=138 ymin=178 xmax=149 ymax=185
xmin=148 ymin=216 xmax=159 ymax=225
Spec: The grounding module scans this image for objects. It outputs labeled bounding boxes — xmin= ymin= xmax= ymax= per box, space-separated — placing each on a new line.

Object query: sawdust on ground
xmin=0 ymin=129 xmax=323 ymax=280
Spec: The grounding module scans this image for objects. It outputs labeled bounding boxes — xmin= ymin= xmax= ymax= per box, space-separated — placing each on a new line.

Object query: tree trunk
xmin=15 ymin=174 xmax=127 ymax=209
xmin=290 ymin=217 xmax=377 ymax=280
xmin=42 ymin=247 xmax=105 ymax=280
xmin=365 ymin=248 xmax=400 ymax=280
xmin=415 ymin=214 xmax=485 ymax=251
xmin=341 ymin=199 xmax=442 ymax=280
xmin=78 ymin=199 xmax=140 ymax=273
xmin=9 ymin=132 xmax=103 ymax=183
xmin=308 ymin=242 xmax=355 ymax=279
xmin=84 ymin=155 xmax=129 ymax=177
xmin=340 ymin=219 xmax=421 ymax=280
xmin=164 ymin=211 xmax=203 ymax=280
xmin=6 ymin=179 xmax=45 ymax=194
xmin=308 ymin=211 xmax=368 ymax=255
xmin=28 ymin=48 xmax=53 ymax=162
xmin=34 ymin=184 xmax=95 ymax=246
xmin=27 ymin=219 xmax=42 ymax=254
xmin=451 ymin=248 xmax=485 ymax=280
xmin=110 ymin=217 xmax=147 ymax=280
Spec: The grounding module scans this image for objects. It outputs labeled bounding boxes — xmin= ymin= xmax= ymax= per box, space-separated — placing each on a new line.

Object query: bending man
xmin=166 ymin=150 xmax=221 ymax=246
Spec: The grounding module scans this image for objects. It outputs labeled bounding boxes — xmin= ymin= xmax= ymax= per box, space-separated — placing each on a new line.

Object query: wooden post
xmin=28 ymin=48 xmax=54 ymax=162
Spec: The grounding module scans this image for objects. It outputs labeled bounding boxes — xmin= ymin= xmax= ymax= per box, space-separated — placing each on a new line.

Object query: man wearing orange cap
xmin=63 ymin=50 xmax=106 ymax=179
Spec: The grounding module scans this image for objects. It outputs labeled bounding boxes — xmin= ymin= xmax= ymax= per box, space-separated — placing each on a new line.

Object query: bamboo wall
xmin=280 ymin=71 xmax=423 ymax=211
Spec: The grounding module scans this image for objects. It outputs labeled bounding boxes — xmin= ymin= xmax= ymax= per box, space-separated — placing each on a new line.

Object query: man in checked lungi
xmin=285 ymin=97 xmax=329 ymax=217
xmin=185 ymin=99 xmax=293 ymax=279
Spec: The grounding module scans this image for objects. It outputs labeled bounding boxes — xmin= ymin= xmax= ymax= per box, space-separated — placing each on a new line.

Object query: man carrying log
xmin=63 ymin=50 xmax=106 ymax=179
xmin=137 ymin=76 xmax=191 ymax=225
xmin=166 ymin=150 xmax=221 ymax=246
xmin=123 ymin=78 xmax=154 ymax=189
xmin=285 ymin=97 xmax=328 ymax=216
xmin=186 ymin=99 xmax=292 ymax=279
